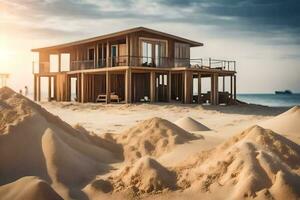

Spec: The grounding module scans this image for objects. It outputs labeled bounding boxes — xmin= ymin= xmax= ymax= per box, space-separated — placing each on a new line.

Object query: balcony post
xmin=34 ymin=74 xmax=37 ymax=101
xmin=126 ymin=35 xmax=130 ymax=66
xmin=81 ymin=73 xmax=85 ymax=103
xmin=48 ymin=76 xmax=52 ymax=101
xmin=95 ymin=43 xmax=98 ymax=68
xmin=230 ymin=75 xmax=233 ymax=100
xmin=58 ymin=53 xmax=61 ymax=72
xmin=106 ymin=41 xmax=110 ymax=67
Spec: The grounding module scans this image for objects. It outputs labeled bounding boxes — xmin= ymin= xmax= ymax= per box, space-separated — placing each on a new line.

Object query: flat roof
xmin=31 ymin=27 xmax=203 ymax=52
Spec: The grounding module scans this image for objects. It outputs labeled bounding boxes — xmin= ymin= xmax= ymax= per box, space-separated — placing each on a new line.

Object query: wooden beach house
xmin=32 ymin=27 xmax=237 ymax=105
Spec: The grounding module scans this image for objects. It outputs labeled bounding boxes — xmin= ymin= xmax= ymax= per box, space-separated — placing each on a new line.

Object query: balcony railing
xmin=33 ymin=56 xmax=236 ymax=73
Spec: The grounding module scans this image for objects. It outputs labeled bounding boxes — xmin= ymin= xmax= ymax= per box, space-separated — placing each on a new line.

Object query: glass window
xmin=88 ymin=48 xmax=94 ymax=60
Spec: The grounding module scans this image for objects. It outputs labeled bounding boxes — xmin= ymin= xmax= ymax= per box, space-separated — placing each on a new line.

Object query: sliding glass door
xmin=141 ymin=40 xmax=166 ymax=67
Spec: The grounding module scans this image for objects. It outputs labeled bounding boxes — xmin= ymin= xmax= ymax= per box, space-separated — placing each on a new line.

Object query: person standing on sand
xmin=19 ymin=89 xmax=23 ymax=95
xmin=24 ymin=86 xmax=28 ymax=96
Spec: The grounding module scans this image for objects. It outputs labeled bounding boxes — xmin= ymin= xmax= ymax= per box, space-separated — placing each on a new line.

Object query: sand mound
xmin=259 ymin=106 xmax=300 ymax=144
xmin=107 ymin=156 xmax=176 ymax=194
xmin=0 ymin=176 xmax=63 ymax=200
xmin=176 ymin=125 xmax=300 ymax=199
xmin=116 ymin=117 xmax=199 ymax=162
xmin=0 ymin=87 xmax=118 ymax=199
xmin=175 ymin=116 xmax=210 ymax=132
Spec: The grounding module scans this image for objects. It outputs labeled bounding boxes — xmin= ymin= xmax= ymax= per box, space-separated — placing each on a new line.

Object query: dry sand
xmin=1 ymin=87 xmax=299 ymax=200
xmin=175 ymin=116 xmax=210 ymax=131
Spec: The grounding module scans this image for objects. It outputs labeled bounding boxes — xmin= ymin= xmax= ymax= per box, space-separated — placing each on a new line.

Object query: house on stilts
xmin=32 ymin=27 xmax=237 ymax=105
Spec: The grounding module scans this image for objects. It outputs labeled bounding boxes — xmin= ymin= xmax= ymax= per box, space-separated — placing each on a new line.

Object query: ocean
xmin=237 ymin=93 xmax=300 ymax=107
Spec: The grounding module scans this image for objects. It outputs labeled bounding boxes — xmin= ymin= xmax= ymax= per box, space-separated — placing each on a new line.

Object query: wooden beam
xmin=37 ymin=75 xmax=41 ymax=101
xmin=223 ymin=76 xmax=225 ymax=92
xmin=150 ymin=71 xmax=156 ymax=102
xmin=34 ymin=75 xmax=37 ymax=101
xmin=210 ymin=74 xmax=214 ymax=104
xmin=214 ymin=74 xmax=219 ymax=105
xmin=125 ymin=68 xmax=132 ymax=103
xmin=48 ymin=76 xmax=51 ymax=101
xmin=58 ymin=53 xmax=61 ymax=72
xmin=106 ymin=71 xmax=111 ymax=103
xmin=230 ymin=75 xmax=233 ymax=100
xmin=81 ymin=73 xmax=85 ymax=103
xmin=184 ymin=70 xmax=192 ymax=104
xmin=106 ymin=41 xmax=110 ymax=67
xmin=168 ymin=71 xmax=171 ymax=102
xmin=234 ymin=75 xmax=237 ymax=100
xmin=198 ymin=73 xmax=201 ymax=104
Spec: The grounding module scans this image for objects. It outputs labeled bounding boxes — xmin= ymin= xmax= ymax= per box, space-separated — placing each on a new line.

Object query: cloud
xmin=1 ymin=0 xmax=300 ymax=44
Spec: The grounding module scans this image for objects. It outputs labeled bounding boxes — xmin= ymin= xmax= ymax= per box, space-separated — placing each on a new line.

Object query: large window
xmin=142 ymin=42 xmax=152 ymax=66
xmin=88 ymin=48 xmax=95 ymax=60
xmin=175 ymin=42 xmax=190 ymax=67
xmin=60 ymin=53 xmax=70 ymax=71
xmin=141 ymin=40 xmax=166 ymax=67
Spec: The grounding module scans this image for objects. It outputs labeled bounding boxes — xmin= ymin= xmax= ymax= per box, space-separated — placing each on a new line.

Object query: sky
xmin=0 ymin=0 xmax=300 ymax=93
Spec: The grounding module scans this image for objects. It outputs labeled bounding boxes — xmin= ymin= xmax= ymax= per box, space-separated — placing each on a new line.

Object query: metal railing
xmin=33 ymin=56 xmax=237 ymax=73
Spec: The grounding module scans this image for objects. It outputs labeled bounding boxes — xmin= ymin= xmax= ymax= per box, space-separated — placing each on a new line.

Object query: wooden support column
xmin=184 ymin=70 xmax=192 ymax=104
xmin=223 ymin=76 xmax=225 ymax=92
xmin=106 ymin=71 xmax=111 ymax=103
xmin=210 ymin=74 xmax=214 ymax=104
xmin=125 ymin=68 xmax=132 ymax=103
xmin=214 ymin=74 xmax=219 ymax=105
xmin=53 ymin=76 xmax=57 ymax=101
xmin=58 ymin=53 xmax=61 ymax=72
xmin=197 ymin=73 xmax=201 ymax=104
xmin=81 ymin=73 xmax=85 ymax=103
xmin=37 ymin=75 xmax=41 ymax=101
xmin=234 ymin=75 xmax=237 ymax=101
xmin=48 ymin=76 xmax=52 ymax=101
xmin=230 ymin=75 xmax=233 ymax=100
xmin=168 ymin=71 xmax=172 ymax=102
xmin=34 ymin=75 xmax=37 ymax=101
xmin=150 ymin=71 xmax=156 ymax=103
xmin=106 ymin=41 xmax=110 ymax=67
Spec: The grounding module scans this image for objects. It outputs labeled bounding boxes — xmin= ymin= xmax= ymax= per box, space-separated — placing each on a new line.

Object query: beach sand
xmin=0 ymin=87 xmax=299 ymax=200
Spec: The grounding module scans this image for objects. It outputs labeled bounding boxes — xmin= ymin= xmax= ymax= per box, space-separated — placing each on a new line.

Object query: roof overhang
xmin=31 ymin=27 xmax=203 ymax=52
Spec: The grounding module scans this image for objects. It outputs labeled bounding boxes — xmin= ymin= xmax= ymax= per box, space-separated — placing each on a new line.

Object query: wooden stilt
xmin=184 ymin=71 xmax=192 ymax=104
xmin=37 ymin=75 xmax=41 ymax=101
xmin=210 ymin=74 xmax=214 ymax=104
xmin=230 ymin=75 xmax=233 ymax=100
xmin=214 ymin=74 xmax=219 ymax=105
xmin=168 ymin=71 xmax=171 ymax=102
xmin=125 ymin=68 xmax=132 ymax=103
xmin=223 ymin=76 xmax=225 ymax=92
xmin=34 ymin=75 xmax=37 ymax=101
xmin=48 ymin=76 xmax=51 ymax=101
xmin=198 ymin=73 xmax=201 ymax=104
xmin=106 ymin=71 xmax=111 ymax=103
xmin=81 ymin=73 xmax=85 ymax=103
xmin=150 ymin=71 xmax=155 ymax=103
xmin=234 ymin=75 xmax=237 ymax=101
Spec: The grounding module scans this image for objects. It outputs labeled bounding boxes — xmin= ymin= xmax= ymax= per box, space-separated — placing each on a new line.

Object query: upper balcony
xmin=33 ymin=56 xmax=236 ymax=74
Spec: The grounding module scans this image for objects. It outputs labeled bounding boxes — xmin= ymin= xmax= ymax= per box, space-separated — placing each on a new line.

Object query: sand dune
xmin=175 ymin=116 xmax=210 ymax=132
xmin=175 ymin=125 xmax=300 ymax=199
xmin=259 ymin=106 xmax=300 ymax=144
xmin=115 ymin=117 xmax=199 ymax=162
xmin=0 ymin=176 xmax=63 ymax=200
xmin=0 ymin=87 xmax=118 ymax=199
xmin=107 ymin=156 xmax=176 ymax=194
